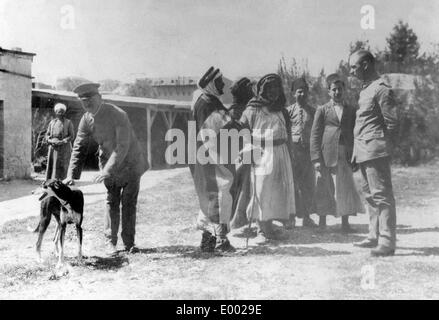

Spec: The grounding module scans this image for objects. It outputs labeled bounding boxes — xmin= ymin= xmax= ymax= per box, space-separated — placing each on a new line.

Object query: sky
xmin=1 ymin=0 xmax=438 ymax=85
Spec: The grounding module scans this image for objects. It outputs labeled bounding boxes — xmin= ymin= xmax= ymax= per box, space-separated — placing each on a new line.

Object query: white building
xmin=0 ymin=47 xmax=36 ymax=179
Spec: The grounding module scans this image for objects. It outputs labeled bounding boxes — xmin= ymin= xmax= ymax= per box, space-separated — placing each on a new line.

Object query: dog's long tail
xmin=27 ymin=223 xmax=39 ymax=233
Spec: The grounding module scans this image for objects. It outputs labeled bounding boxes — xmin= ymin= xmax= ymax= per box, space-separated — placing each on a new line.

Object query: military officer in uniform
xmin=65 ymin=83 xmax=149 ymax=255
xmin=349 ymin=50 xmax=399 ymax=257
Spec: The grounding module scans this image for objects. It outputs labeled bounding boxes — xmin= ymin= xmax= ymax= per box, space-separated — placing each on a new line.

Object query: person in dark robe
xmin=190 ymin=66 xmax=240 ymax=252
xmin=228 ymin=77 xmax=255 ymax=229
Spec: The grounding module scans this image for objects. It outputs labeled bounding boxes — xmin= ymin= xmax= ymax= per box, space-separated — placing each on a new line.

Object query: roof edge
xmin=0 ymin=47 xmax=36 ymax=57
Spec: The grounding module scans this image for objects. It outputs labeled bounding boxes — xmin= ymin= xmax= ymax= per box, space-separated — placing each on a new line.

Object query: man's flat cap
xmin=73 ymin=82 xmax=100 ymax=97
xmin=326 ymin=73 xmax=345 ymax=88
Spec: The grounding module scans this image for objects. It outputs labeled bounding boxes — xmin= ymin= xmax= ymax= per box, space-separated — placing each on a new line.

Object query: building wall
xmin=153 ymin=85 xmax=196 ymax=102
xmin=0 ymin=51 xmax=34 ymax=178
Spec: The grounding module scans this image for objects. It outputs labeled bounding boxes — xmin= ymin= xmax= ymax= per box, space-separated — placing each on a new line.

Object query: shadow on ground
xmin=73 ymin=255 xmax=129 ymax=270
xmin=396 ymin=247 xmax=439 ymax=256
xmin=232 ymin=225 xmax=368 ymax=245
xmin=118 ymin=243 xmax=352 ymax=260
xmin=396 ymin=226 xmax=439 ymax=235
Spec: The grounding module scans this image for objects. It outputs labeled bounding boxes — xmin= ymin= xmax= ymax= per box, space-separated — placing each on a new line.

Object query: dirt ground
xmin=1 ymin=162 xmax=439 ymax=300
xmin=0 ymin=176 xmax=42 ymax=202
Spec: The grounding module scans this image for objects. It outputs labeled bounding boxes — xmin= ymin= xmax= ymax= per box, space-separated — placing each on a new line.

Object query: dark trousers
xmin=292 ymin=143 xmax=315 ymax=218
xmin=104 ymin=175 xmax=141 ymax=247
xmin=360 ymin=157 xmax=396 ymax=248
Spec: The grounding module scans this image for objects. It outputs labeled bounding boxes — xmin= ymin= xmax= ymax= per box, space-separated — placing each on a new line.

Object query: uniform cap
xmin=73 ymin=82 xmax=100 ymax=97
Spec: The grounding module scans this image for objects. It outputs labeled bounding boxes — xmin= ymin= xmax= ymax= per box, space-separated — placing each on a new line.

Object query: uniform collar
xmin=87 ymin=103 xmax=104 ymax=117
xmin=362 ymin=75 xmax=381 ymax=89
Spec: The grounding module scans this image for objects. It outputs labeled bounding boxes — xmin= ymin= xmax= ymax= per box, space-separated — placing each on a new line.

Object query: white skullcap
xmin=54 ymin=103 xmax=67 ymax=113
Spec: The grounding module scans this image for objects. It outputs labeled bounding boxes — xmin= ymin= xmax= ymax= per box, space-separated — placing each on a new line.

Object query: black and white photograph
xmin=1 ymin=0 xmax=439 ymax=302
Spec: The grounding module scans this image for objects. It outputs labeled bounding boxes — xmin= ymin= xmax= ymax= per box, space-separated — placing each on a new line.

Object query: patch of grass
xmin=0 ymin=216 xmax=40 ymax=235
xmin=0 ymin=263 xmax=48 ymax=288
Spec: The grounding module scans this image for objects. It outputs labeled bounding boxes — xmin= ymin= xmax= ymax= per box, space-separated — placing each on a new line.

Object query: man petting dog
xmin=65 ymin=83 xmax=149 ymax=255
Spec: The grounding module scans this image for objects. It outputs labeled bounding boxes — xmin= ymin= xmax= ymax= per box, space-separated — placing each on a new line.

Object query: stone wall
xmin=0 ymin=51 xmax=34 ymax=179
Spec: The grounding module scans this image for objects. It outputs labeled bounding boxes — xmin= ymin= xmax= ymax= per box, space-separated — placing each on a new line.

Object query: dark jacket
xmin=352 ymin=78 xmax=398 ymax=163
xmin=310 ymin=101 xmax=356 ymax=167
xmin=286 ymin=103 xmax=316 ymax=148
xmin=68 ymin=103 xmax=148 ymax=181
xmin=192 ymin=93 xmax=228 ymax=134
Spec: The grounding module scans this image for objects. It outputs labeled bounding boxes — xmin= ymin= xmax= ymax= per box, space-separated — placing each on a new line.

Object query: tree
xmin=335 ymin=40 xmax=371 ymax=108
xmin=349 ymin=39 xmax=370 ymax=55
xmin=124 ymin=78 xmax=157 ymax=98
xmin=380 ymin=20 xmax=421 ymax=74
xmin=99 ymin=79 xmax=122 ymax=93
xmin=277 ymin=56 xmax=329 ymax=106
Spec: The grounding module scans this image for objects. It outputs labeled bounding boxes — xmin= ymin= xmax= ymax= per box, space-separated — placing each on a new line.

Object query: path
xmin=0 ymin=168 xmax=187 ymax=227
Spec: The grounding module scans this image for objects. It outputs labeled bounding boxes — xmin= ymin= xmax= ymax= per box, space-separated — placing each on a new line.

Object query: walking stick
xmin=246 ymin=161 xmax=262 ymax=249
xmin=246 ymin=165 xmax=256 ymax=249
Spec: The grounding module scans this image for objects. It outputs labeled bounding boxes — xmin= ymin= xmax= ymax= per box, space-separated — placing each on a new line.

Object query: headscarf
xmin=201 ymin=71 xmax=223 ymax=98
xmin=191 ymin=67 xmax=223 ymax=111
xmin=247 ymin=74 xmax=286 ymax=112
xmin=230 ymin=77 xmax=254 ymax=105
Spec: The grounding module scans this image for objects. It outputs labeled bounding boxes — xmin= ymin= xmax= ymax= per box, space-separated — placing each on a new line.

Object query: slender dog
xmin=31 ymin=180 xmax=84 ymax=266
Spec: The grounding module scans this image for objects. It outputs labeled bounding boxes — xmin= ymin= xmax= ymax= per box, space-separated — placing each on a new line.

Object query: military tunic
xmin=353 ymin=77 xmax=398 ymax=249
xmin=68 ymin=103 xmax=148 ymax=247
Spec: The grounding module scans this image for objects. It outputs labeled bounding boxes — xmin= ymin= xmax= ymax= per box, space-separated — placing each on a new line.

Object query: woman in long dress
xmin=310 ymin=74 xmax=364 ymax=231
xmin=239 ymin=74 xmax=295 ymax=242
xmin=45 ymin=103 xmax=75 ymax=181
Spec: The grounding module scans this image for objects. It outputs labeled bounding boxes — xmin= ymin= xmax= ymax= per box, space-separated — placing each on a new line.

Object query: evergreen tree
xmin=381 ymin=20 xmax=420 ymax=74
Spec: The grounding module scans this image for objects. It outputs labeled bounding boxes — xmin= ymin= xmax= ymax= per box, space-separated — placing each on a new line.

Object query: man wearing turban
xmin=44 ymin=103 xmax=75 ymax=181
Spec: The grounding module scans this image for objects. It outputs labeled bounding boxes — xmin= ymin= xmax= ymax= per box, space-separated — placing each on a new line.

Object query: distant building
xmin=32 ymin=82 xmax=54 ymax=90
xmin=0 ymin=47 xmax=36 ymax=179
xmin=150 ymin=76 xmax=234 ymax=105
